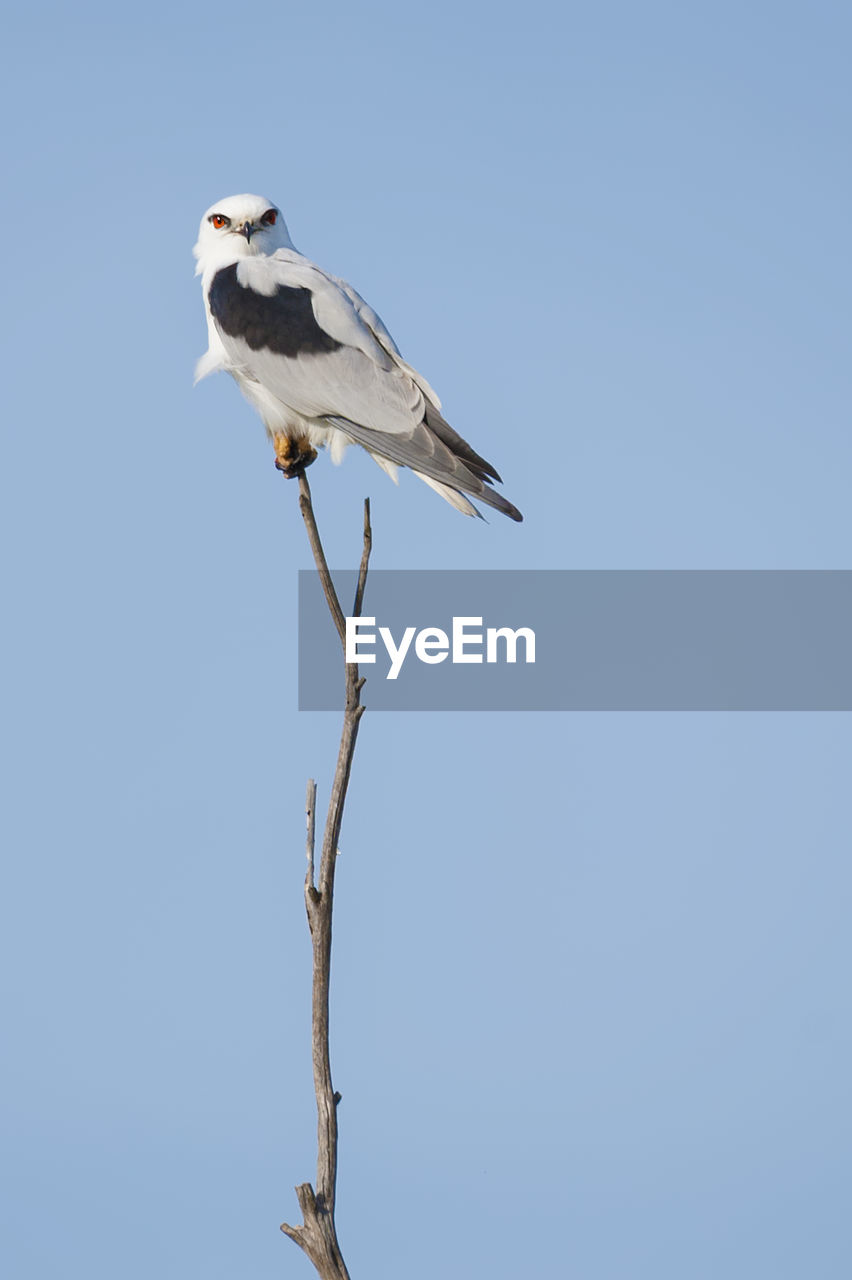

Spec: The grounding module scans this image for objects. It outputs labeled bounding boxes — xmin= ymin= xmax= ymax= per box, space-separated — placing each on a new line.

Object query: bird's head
xmin=193 ymin=193 xmax=294 ymax=274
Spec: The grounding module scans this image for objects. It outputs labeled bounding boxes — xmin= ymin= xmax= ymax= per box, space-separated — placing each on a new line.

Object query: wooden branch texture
xmin=281 ymin=475 xmax=371 ymax=1280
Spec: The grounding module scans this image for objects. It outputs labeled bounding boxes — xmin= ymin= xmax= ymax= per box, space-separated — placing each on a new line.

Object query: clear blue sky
xmin=2 ymin=2 xmax=851 ymax=1276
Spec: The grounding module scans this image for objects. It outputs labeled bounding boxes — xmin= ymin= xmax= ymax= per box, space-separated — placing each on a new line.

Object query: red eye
xmin=209 ymin=214 xmax=230 ymax=229
xmin=261 ymin=209 xmax=278 ymax=226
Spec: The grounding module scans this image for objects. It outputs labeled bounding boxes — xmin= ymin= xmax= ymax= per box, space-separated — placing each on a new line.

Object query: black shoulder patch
xmin=209 ymin=264 xmax=343 ymax=357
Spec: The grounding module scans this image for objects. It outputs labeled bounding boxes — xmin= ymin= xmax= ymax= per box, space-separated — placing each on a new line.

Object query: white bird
xmin=193 ymin=194 xmax=522 ymax=522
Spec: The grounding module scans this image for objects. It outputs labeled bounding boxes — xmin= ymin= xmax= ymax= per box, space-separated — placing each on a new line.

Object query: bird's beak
xmin=238 ymin=221 xmax=255 ymax=243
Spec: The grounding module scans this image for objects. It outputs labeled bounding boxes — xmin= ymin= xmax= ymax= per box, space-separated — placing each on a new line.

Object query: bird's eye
xmin=209 ymin=214 xmax=230 ymax=229
xmin=261 ymin=209 xmax=278 ymax=226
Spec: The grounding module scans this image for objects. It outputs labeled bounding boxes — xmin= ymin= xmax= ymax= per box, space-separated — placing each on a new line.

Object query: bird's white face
xmin=193 ymin=193 xmax=294 ymax=274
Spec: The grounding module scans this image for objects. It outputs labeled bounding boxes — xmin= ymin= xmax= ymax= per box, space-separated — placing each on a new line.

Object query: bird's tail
xmin=325 ymin=412 xmax=523 ymax=523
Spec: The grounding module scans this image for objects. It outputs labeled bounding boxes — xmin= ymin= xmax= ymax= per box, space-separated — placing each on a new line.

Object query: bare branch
xmin=281 ymin=476 xmax=372 ymax=1280
xmin=353 ymin=499 xmax=372 ymax=617
xmin=298 ymin=472 xmax=347 ymax=644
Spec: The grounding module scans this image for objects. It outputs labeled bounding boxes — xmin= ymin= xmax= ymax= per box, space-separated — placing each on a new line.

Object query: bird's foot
xmin=273 ymin=435 xmax=318 ymax=479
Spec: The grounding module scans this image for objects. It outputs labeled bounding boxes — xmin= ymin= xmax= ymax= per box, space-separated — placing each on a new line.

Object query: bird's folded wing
xmin=212 ymin=255 xmax=431 ymax=435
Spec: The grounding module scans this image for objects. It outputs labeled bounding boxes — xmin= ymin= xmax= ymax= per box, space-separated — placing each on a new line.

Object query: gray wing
xmin=210 ymin=253 xmax=427 ymax=434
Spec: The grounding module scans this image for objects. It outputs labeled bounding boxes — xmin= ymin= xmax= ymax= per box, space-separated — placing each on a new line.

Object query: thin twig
xmin=281 ymin=475 xmax=372 ymax=1280
xmin=353 ymin=498 xmax=372 ymax=617
xmin=305 ymin=779 xmax=318 ymax=900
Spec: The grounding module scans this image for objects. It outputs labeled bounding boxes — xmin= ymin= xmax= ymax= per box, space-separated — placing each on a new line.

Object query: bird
xmin=193 ymin=194 xmax=522 ymax=522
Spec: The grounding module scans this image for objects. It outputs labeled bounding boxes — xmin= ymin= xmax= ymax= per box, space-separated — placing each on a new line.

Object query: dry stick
xmin=281 ymin=473 xmax=372 ymax=1280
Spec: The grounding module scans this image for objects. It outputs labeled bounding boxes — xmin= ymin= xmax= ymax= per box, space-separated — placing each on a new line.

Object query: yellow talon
xmin=273 ymin=434 xmax=317 ymax=478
